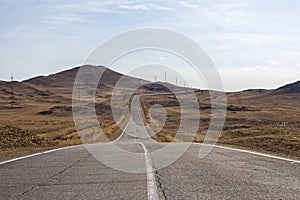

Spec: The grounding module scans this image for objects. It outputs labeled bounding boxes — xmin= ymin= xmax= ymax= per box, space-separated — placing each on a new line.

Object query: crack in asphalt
xmin=49 ymin=159 xmax=81 ymax=180
xmin=21 ymin=159 xmax=82 ymax=196
xmin=154 ymin=169 xmax=167 ymax=200
xmin=22 ymin=186 xmax=35 ymax=195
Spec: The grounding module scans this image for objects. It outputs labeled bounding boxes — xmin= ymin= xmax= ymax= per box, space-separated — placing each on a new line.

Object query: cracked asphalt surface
xmin=0 ymin=143 xmax=299 ymax=200
xmin=1 ymin=95 xmax=299 ymax=199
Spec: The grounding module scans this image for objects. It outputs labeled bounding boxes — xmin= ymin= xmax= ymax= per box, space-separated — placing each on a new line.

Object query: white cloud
xmin=49 ymin=13 xmax=85 ymax=24
xmin=118 ymin=4 xmax=150 ymax=11
xmin=149 ymin=3 xmax=174 ymax=11
xmin=48 ymin=2 xmax=114 ymax=26
xmin=212 ymin=2 xmax=248 ymax=10
xmin=270 ymin=60 xmax=279 ymax=65
xmin=56 ymin=2 xmax=113 ymax=13
xmin=212 ymin=33 xmax=279 ymax=45
xmin=179 ymin=1 xmax=198 ymax=8
xmin=204 ymin=2 xmax=251 ymax=26
xmin=219 ymin=65 xmax=300 ymax=91
xmin=52 ymin=1 xmax=173 ymax=25
xmin=119 ymin=3 xmax=173 ymax=11
xmin=84 ymin=7 xmax=113 ymax=14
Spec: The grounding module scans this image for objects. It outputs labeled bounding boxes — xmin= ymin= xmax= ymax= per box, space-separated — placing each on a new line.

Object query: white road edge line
xmin=0 ymin=145 xmax=81 ymax=165
xmin=140 ymin=143 xmax=159 ymax=200
xmin=201 ymin=144 xmax=300 ymax=164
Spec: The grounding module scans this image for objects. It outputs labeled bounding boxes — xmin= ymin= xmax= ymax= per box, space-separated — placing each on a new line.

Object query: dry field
xmin=141 ymin=89 xmax=300 ymax=159
xmin=0 ymin=66 xmax=299 ymax=160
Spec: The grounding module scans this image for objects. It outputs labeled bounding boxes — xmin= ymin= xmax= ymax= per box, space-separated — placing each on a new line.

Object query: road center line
xmin=140 ymin=143 xmax=159 ymax=200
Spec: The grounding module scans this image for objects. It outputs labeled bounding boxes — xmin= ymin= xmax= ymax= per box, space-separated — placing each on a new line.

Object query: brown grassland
xmin=0 ymin=66 xmax=299 ymax=160
xmin=141 ymin=90 xmax=300 ymax=159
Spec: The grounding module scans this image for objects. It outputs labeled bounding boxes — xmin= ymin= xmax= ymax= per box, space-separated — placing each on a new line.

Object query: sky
xmin=0 ymin=0 xmax=300 ymax=91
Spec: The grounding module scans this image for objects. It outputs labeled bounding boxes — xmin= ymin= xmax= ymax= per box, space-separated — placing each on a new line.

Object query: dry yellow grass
xmin=0 ymin=67 xmax=299 ymax=160
xmin=141 ymin=91 xmax=300 ymax=159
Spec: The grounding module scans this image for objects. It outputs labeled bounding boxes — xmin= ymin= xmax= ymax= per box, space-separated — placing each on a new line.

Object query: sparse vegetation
xmin=0 ymin=66 xmax=299 ymax=159
xmin=141 ymin=89 xmax=300 ymax=159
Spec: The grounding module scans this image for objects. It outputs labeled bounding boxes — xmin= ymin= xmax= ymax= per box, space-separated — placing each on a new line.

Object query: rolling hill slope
xmin=0 ymin=65 xmax=300 ymax=159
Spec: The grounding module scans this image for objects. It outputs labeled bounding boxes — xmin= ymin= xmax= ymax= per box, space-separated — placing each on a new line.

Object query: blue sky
xmin=0 ymin=0 xmax=300 ymax=91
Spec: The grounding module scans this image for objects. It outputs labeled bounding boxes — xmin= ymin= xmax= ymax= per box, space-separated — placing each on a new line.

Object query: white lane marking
xmin=140 ymin=143 xmax=159 ymax=200
xmin=115 ymin=95 xmax=157 ymax=143
xmin=0 ymin=145 xmax=81 ymax=165
xmin=114 ymin=122 xmax=129 ymax=142
xmin=200 ymin=144 xmax=300 ymax=164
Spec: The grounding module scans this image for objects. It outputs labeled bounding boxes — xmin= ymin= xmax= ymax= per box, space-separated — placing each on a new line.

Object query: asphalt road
xmin=0 ymin=143 xmax=299 ymax=200
xmin=1 ymin=96 xmax=299 ymax=199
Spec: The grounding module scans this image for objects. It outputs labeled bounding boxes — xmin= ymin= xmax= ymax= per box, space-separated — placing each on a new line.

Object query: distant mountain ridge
xmin=272 ymin=81 xmax=300 ymax=95
xmin=22 ymin=65 xmax=150 ymax=95
xmin=23 ymin=65 xmax=123 ymax=89
xmin=0 ymin=65 xmax=299 ymax=95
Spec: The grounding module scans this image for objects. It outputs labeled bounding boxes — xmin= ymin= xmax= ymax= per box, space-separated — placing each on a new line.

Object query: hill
xmin=0 ymin=65 xmax=180 ymax=158
xmin=272 ymin=81 xmax=300 ymax=95
xmin=0 ymin=65 xmax=300 ymax=159
xmin=23 ymin=65 xmax=149 ymax=96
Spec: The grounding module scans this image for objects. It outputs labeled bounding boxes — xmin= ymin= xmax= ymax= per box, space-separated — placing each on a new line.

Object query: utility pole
xmin=176 ymin=77 xmax=178 ymax=86
xmin=164 ymin=71 xmax=166 ymax=83
xmin=155 ymin=75 xmax=157 ymax=82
